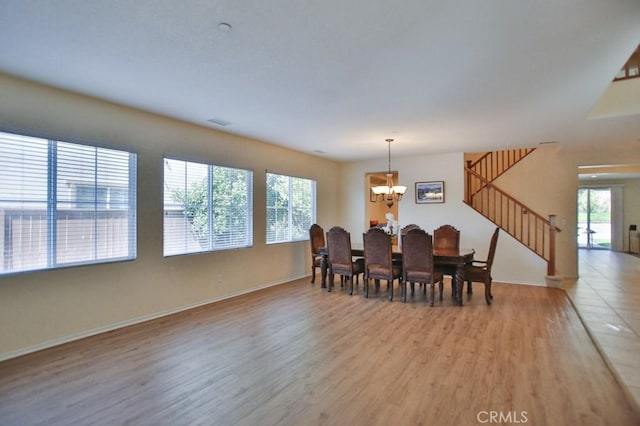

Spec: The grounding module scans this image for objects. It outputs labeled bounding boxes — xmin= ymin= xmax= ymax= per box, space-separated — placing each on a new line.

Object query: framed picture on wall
xmin=415 ymin=181 xmax=445 ymax=204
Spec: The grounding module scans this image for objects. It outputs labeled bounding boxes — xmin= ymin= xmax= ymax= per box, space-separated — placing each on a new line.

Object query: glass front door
xmin=577 ymin=188 xmax=611 ymax=249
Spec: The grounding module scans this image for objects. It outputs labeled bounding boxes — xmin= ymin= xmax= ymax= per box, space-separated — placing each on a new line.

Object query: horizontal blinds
xmin=163 ymin=159 xmax=208 ymax=256
xmin=163 ymin=158 xmax=253 ymax=256
xmin=212 ymin=165 xmax=253 ymax=249
xmin=266 ymin=173 xmax=316 ymax=244
xmin=0 ymin=131 xmax=137 ymax=275
xmin=56 ymin=142 xmax=136 ymax=265
xmin=0 ymin=134 xmax=49 ymax=272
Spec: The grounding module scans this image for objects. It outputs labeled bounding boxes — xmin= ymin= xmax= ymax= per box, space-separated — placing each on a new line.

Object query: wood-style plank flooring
xmin=1 ymin=271 xmax=639 ymax=425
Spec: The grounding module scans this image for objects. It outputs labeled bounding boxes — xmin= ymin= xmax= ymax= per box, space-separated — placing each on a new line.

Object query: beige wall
xmin=3 ymin=72 xmax=640 ymax=360
xmin=0 ymin=74 xmax=340 ymax=359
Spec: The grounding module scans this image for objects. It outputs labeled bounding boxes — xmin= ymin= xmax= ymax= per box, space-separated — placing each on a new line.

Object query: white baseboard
xmin=0 ymin=275 xmax=307 ymax=362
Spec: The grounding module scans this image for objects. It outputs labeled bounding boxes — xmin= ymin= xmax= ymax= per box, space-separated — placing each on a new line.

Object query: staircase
xmin=464 ymin=149 xmax=560 ymax=276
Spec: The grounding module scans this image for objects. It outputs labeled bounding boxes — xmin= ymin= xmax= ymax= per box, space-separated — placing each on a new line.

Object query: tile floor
xmin=564 ymin=249 xmax=640 ymax=413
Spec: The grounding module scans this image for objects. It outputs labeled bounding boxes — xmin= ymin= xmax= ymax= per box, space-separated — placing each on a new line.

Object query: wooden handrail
xmin=613 ymin=44 xmax=639 ymax=82
xmin=464 ymin=166 xmax=560 ymax=269
xmin=468 ymin=148 xmax=536 ymax=183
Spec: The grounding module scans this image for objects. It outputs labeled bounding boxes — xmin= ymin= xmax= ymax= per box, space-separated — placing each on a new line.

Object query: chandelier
xmin=371 ymin=138 xmax=407 ymax=208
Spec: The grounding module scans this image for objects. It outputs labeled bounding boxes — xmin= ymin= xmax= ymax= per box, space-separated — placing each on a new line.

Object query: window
xmin=0 ymin=131 xmax=137 ymax=275
xmin=266 ymin=173 xmax=316 ymax=244
xmin=163 ymin=158 xmax=253 ymax=256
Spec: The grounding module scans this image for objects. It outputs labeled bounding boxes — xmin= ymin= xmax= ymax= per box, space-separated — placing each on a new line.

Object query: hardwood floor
xmin=1 ymin=275 xmax=639 ymax=425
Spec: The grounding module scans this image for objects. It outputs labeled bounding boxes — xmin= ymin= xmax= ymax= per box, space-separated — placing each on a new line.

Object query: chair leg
xmin=311 ymin=265 xmax=316 ymax=283
xmin=401 ymin=280 xmax=407 ymax=303
xmin=364 ymin=278 xmax=369 ymax=298
xmin=489 ymin=276 xmax=494 ymax=298
xmin=388 ymin=280 xmax=393 ymax=301
xmin=410 ymin=282 xmax=415 ymax=296
xmin=467 ymin=281 xmax=473 ymax=294
xmin=485 ymin=278 xmax=492 ymax=305
xmin=439 ymin=281 xmax=444 ymax=301
xmin=425 ymin=283 xmax=436 ymax=306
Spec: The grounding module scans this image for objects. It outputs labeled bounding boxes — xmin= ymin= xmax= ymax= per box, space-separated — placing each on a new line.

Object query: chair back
xmin=434 ymin=224 xmax=460 ymax=251
xmin=400 ymin=223 xmax=422 ymax=236
xmin=309 ymin=224 xmax=325 ymax=257
xmin=363 ymin=227 xmax=393 ymax=278
xmin=326 ymin=226 xmax=353 ymax=271
xmin=401 ymin=229 xmax=435 ymax=281
xmin=485 ymin=227 xmax=500 ymax=271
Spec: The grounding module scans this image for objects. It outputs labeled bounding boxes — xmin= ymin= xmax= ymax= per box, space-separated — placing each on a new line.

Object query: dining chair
xmin=434 ymin=224 xmax=462 ymax=293
xmin=400 ymin=223 xmax=422 ymax=236
xmin=434 ymin=224 xmax=460 ymax=250
xmin=363 ymin=227 xmax=402 ymax=301
xmin=325 ymin=226 xmax=364 ymax=294
xmin=309 ymin=224 xmax=325 ymax=283
xmin=401 ymin=229 xmax=444 ymax=305
xmin=396 ymin=223 xmax=422 ymax=279
xmin=463 ymin=227 xmax=500 ymax=305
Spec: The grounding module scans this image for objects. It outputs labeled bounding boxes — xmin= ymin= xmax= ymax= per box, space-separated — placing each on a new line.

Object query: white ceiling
xmin=1 ymin=1 xmax=640 ymax=161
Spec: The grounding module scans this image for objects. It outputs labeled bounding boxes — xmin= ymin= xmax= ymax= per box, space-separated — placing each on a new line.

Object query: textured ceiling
xmin=1 ymin=1 xmax=640 ymax=161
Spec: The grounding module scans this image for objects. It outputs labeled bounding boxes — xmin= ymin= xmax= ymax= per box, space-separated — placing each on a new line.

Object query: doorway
xmin=366 ymin=172 xmax=399 ymax=230
xmin=577 ymin=187 xmax=611 ymax=249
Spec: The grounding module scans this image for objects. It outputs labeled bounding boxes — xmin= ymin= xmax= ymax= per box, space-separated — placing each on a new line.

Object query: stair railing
xmin=464 ymin=166 xmax=560 ymax=275
xmin=466 ymin=148 xmax=536 ymax=197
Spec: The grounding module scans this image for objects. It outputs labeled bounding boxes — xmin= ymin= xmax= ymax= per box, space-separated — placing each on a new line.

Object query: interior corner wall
xmin=491 ymin=147 xmax=579 ymax=279
xmin=0 ymin=73 xmax=341 ymax=360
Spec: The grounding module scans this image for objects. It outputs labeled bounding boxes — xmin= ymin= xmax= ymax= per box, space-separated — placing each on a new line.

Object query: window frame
xmin=266 ymin=172 xmax=317 ymax=244
xmin=163 ymin=157 xmax=254 ymax=257
xmin=0 ymin=130 xmax=137 ymax=276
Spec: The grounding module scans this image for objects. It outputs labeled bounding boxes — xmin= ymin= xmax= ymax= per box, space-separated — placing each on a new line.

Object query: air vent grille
xmin=206 ymin=118 xmax=231 ymax=126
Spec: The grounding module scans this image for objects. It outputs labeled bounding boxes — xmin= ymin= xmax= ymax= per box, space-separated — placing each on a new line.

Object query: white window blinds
xmin=266 ymin=173 xmax=316 ymax=244
xmin=163 ymin=158 xmax=253 ymax=256
xmin=0 ymin=131 xmax=137 ymax=275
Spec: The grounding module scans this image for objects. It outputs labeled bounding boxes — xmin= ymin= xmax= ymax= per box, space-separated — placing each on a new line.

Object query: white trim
xmin=0 ymin=275 xmax=307 ymax=362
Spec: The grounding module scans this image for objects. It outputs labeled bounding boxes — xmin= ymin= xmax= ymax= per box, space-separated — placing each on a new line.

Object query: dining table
xmin=319 ymin=245 xmax=475 ymax=306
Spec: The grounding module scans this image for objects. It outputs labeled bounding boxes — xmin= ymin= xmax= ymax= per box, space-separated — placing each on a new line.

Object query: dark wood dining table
xmin=319 ymin=245 xmax=475 ymax=306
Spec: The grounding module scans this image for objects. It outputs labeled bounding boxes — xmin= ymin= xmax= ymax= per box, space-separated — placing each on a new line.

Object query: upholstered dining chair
xmin=463 ymin=227 xmax=500 ymax=305
xmin=400 ymin=223 xmax=422 ymax=236
xmin=309 ymin=224 xmax=325 ymax=283
xmin=434 ymin=224 xmax=460 ymax=250
xmin=401 ymin=229 xmax=444 ymax=305
xmin=434 ymin=224 xmax=462 ymax=293
xmin=363 ymin=227 xmax=402 ymax=301
xmin=395 ymin=223 xmax=422 ymax=271
xmin=325 ymin=226 xmax=364 ymax=294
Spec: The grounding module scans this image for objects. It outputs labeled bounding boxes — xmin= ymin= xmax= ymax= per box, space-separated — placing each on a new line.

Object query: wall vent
xmin=206 ymin=118 xmax=231 ymax=126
